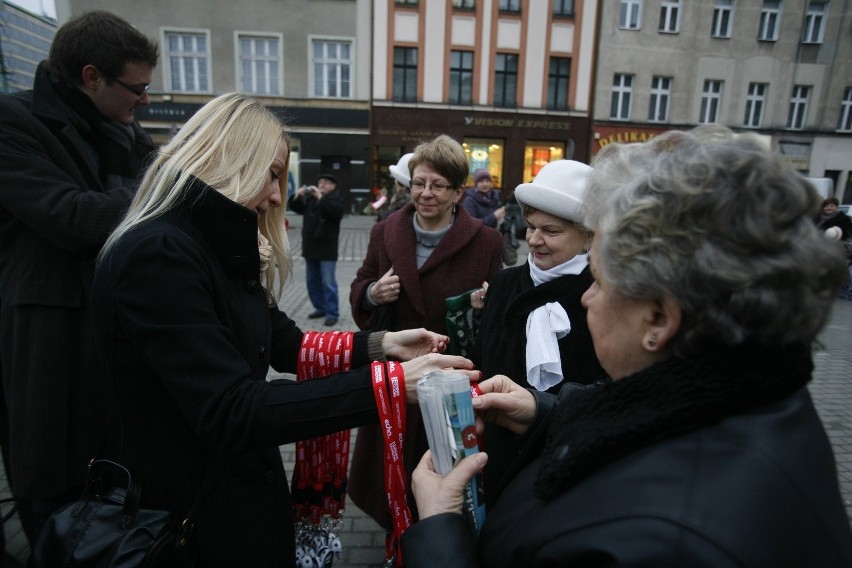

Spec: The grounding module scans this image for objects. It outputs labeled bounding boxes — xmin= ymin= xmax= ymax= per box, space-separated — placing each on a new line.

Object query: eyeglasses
xmin=410 ymin=180 xmax=454 ymax=194
xmin=100 ymin=69 xmax=150 ymax=98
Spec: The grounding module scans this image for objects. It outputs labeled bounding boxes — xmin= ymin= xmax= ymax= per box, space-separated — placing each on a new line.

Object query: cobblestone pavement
xmin=2 ymin=212 xmax=849 ymax=566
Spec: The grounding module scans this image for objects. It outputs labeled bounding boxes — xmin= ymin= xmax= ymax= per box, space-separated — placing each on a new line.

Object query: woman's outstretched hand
xmin=472 ymin=375 xmax=536 ymax=435
xmin=400 ymin=353 xmax=478 ymax=403
xmin=412 ymin=450 xmax=488 ymax=519
xmin=383 ymin=328 xmax=448 ymax=360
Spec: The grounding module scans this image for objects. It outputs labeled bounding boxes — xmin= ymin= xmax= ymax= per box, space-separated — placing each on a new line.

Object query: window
xmin=610 ymin=73 xmax=633 ymax=120
xmin=237 ymin=34 xmax=280 ymax=96
xmin=464 ymin=138 xmax=505 ymax=186
xmin=547 ymin=57 xmax=571 ymax=111
xmin=449 ymin=50 xmax=473 ymax=105
xmin=164 ymin=30 xmax=210 ymax=93
xmin=699 ymin=80 xmax=723 ymax=123
xmin=395 ymin=0 xmax=418 ymax=4
xmin=453 ymin=0 xmax=475 ymax=8
xmin=524 ymin=141 xmax=565 ymax=181
xmin=648 ymin=76 xmax=671 ymax=122
xmin=711 ymin=0 xmax=734 ymax=38
xmin=312 ymin=39 xmax=351 ymax=98
xmin=787 ymin=85 xmax=810 ymax=130
xmin=393 ymin=47 xmax=417 ymax=102
xmin=619 ymin=0 xmax=642 ymax=30
xmin=802 ymin=2 xmax=826 ymax=44
xmin=553 ymin=0 xmax=574 ymax=17
xmin=494 ymin=53 xmax=518 ymax=108
xmin=659 ymin=0 xmax=681 ymax=33
xmin=499 ymin=0 xmax=520 ymax=12
xmin=838 ymin=88 xmax=852 ymax=132
xmin=758 ymin=1 xmax=781 ymax=41
xmin=744 ymin=82 xmax=767 ymax=128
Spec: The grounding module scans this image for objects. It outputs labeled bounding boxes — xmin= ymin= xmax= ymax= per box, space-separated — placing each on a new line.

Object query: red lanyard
xmin=371 ymin=361 xmax=411 ymax=567
xmin=293 ymin=331 xmax=354 ymax=523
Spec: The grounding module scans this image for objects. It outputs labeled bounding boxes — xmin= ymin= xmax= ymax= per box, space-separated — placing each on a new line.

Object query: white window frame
xmin=659 ymin=0 xmax=681 ymax=34
xmin=619 ymin=0 xmax=642 ymax=30
xmin=162 ymin=28 xmax=211 ymax=94
xmin=235 ymin=32 xmax=283 ymax=96
xmin=711 ymin=0 xmax=734 ymax=38
xmin=610 ymin=73 xmax=633 ymax=120
xmin=802 ymin=2 xmax=827 ymax=44
xmin=699 ymin=79 xmax=723 ymax=124
xmin=838 ymin=87 xmax=852 ymax=133
xmin=648 ymin=76 xmax=671 ymax=122
xmin=758 ymin=1 xmax=781 ymax=41
xmin=309 ymin=36 xmax=354 ymax=99
xmin=786 ymin=85 xmax=810 ymax=130
xmin=744 ymin=82 xmax=767 ymax=128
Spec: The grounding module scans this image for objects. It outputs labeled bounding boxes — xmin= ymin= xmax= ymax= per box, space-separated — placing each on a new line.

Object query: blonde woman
xmin=91 ymin=93 xmax=474 ymax=565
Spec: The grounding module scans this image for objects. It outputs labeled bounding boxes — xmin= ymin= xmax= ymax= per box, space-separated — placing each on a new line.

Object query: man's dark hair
xmin=47 ymin=11 xmax=158 ymax=87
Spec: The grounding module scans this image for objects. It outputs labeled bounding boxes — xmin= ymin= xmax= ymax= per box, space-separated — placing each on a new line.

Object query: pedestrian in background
xmin=463 ymin=168 xmax=505 ymax=229
xmin=403 ymin=126 xmax=852 ymax=567
xmin=0 ymin=10 xmax=157 ymax=548
xmin=288 ymin=173 xmax=344 ymax=326
xmin=90 ymin=92 xmax=475 ymax=566
xmin=348 ymin=134 xmax=503 ymax=535
xmin=377 ymin=152 xmax=414 ymax=222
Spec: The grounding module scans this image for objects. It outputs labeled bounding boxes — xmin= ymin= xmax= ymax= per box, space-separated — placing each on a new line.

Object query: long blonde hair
xmin=101 ymin=92 xmax=292 ymax=302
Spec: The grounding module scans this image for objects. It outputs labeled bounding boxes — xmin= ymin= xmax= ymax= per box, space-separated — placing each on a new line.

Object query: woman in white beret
xmin=469 ymin=159 xmax=607 ymax=507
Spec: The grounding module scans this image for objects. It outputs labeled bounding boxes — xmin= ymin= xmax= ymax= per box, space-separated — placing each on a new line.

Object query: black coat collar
xmin=536 ymin=343 xmax=813 ymax=498
xmin=172 ymin=177 xmax=261 ymax=279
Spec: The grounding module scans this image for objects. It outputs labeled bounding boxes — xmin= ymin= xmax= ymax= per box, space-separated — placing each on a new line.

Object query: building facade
xmin=593 ymin=0 xmax=852 ymax=201
xmin=371 ymin=0 xmax=598 ymax=197
xmin=57 ymin=0 xmax=373 ymax=212
xmin=0 ymin=1 xmax=56 ymax=93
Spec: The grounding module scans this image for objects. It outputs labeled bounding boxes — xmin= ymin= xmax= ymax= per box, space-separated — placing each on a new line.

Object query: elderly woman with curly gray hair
xmin=402 ymin=126 xmax=852 ymax=567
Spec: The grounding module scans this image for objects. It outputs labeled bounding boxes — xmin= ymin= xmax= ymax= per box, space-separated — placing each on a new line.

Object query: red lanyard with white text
xmin=371 ymin=361 xmax=411 ymax=567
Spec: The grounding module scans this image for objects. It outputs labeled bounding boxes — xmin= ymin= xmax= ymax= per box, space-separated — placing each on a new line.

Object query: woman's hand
xmin=382 ymin=328 xmax=448 ymax=360
xmin=369 ymin=267 xmax=401 ymax=305
xmin=412 ymin=450 xmax=488 ymax=520
xmin=469 ymin=281 xmax=489 ymax=310
xmin=400 ymin=353 xmax=478 ymax=403
xmin=472 ymin=375 xmax=536 ymax=435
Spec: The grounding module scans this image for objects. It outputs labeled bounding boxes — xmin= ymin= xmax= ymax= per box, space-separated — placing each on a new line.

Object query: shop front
xmin=371 ymin=106 xmax=591 ymax=199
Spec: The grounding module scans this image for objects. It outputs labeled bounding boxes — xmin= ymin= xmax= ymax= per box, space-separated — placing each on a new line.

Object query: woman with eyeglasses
xmin=348 ymin=134 xmax=504 ymax=537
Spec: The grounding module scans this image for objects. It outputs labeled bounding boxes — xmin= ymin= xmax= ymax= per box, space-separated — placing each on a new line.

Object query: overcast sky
xmin=7 ymin=0 xmax=57 ymax=19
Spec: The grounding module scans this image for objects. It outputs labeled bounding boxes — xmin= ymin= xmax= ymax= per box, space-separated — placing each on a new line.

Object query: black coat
xmin=92 ymin=181 xmax=381 ymax=566
xmin=0 ymin=63 xmax=153 ymax=497
xmin=288 ymin=189 xmax=345 ymax=260
xmin=402 ymin=346 xmax=852 ymax=567
xmin=471 ymin=263 xmax=607 ymax=506
xmin=472 ymin=263 xmax=606 ymax=391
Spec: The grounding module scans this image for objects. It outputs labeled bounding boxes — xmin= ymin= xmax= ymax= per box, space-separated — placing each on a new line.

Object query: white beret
xmin=514 ymin=160 xmax=593 ymax=224
xmin=389 ymin=153 xmax=414 ymax=187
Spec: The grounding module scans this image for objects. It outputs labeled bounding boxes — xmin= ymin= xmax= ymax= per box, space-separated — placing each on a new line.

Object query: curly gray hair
xmin=584 ymin=126 xmax=847 ymax=355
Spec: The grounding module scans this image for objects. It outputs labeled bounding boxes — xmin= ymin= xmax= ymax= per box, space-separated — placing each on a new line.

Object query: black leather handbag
xmin=32 ymin=459 xmax=198 ymax=567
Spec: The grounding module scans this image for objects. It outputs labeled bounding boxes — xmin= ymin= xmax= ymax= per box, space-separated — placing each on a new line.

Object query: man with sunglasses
xmin=0 ymin=11 xmax=158 ymax=550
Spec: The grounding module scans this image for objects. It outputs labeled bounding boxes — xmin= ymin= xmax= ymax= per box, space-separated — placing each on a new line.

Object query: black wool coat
xmin=0 ymin=62 xmax=153 ymax=497
xmin=288 ymin=189 xmax=345 ymax=260
xmin=403 ymin=346 xmax=852 ymax=568
xmin=92 ymin=181 xmax=381 ymax=566
xmin=471 ymin=263 xmax=607 ymax=506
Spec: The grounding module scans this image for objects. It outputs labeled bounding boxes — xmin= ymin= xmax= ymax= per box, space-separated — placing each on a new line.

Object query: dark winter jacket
xmin=0 ymin=62 xmax=154 ymax=497
xmin=403 ymin=344 xmax=852 ymax=567
xmin=472 ymin=262 xmax=607 ymax=505
xmin=288 ymin=189 xmax=345 ymax=260
xmin=462 ymin=188 xmax=502 ymax=228
xmin=92 ymin=180 xmax=382 ymax=566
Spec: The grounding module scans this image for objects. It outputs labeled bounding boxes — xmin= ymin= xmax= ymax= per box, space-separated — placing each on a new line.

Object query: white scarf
xmin=525 ymin=252 xmax=589 ymax=391
xmin=258 ymin=230 xmax=272 ymax=273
